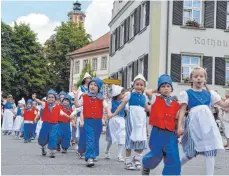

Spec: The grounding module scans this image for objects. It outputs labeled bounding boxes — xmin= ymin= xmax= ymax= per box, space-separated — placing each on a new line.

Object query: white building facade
xmin=109 ymin=0 xmax=229 ymax=96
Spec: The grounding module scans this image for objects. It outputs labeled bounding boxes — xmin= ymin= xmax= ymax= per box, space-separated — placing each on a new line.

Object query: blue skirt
xmin=181 ymin=115 xmax=217 ymax=158
xmin=125 ymin=112 xmax=147 ymax=150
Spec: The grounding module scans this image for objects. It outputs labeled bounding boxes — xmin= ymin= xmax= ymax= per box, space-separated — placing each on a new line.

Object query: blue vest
xmin=111 ymin=100 xmax=125 ymax=117
xmin=186 ymin=89 xmax=211 ymax=110
xmin=129 ymin=92 xmax=146 ymax=108
xmin=17 ymin=108 xmax=22 ymax=116
xmin=5 ymin=102 xmax=13 ymax=109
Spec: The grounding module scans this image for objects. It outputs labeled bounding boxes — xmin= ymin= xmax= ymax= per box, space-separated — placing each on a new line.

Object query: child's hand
xmin=80 ymin=120 xmax=84 ymax=127
xmin=72 ymin=87 xmax=78 ymax=95
xmin=60 ymin=110 xmax=64 ymax=116
xmin=177 ymin=126 xmax=184 ymax=137
xmin=107 ymin=113 xmax=114 ymax=119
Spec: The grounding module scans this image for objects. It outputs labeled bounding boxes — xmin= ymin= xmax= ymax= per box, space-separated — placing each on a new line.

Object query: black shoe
xmin=20 ymin=134 xmax=24 ymax=138
xmin=86 ymin=159 xmax=94 ymax=167
xmin=141 ymin=167 xmax=150 ymax=175
xmin=7 ymin=132 xmax=12 ymax=135
xmin=50 ymin=152 xmax=55 ymax=158
xmin=62 ymin=149 xmax=67 ymax=153
xmin=24 ymin=140 xmax=29 ymax=143
xmin=42 ymin=147 xmax=47 ymax=156
xmin=31 ymin=137 xmax=35 ymax=140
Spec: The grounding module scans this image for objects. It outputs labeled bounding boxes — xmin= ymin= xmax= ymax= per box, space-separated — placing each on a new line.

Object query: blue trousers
xmin=32 ymin=123 xmax=37 ymax=138
xmin=84 ymin=119 xmax=102 ymax=161
xmin=38 ymin=122 xmax=58 ymax=149
xmin=24 ymin=123 xmax=33 ymax=140
xmin=142 ymin=127 xmax=181 ymax=175
xmin=78 ymin=126 xmax=86 ymax=155
xmin=57 ymin=122 xmax=71 ymax=149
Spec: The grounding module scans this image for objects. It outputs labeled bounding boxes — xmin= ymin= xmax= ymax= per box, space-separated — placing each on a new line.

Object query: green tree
xmin=1 ymin=22 xmax=16 ymax=96
xmin=75 ymin=61 xmax=96 ymax=88
xmin=44 ymin=21 xmax=91 ymax=92
xmin=10 ymin=23 xmax=51 ymax=99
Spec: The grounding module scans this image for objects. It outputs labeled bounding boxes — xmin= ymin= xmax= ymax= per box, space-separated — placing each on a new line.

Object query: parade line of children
xmin=2 ymin=68 xmax=229 ymax=175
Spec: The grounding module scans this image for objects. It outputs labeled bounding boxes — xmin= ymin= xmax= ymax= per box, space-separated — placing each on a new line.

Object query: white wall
xmin=72 ymin=52 xmax=109 ymax=86
xmin=111 ymin=0 xmax=129 ymax=19
xmin=109 ymin=0 xmax=150 ymax=74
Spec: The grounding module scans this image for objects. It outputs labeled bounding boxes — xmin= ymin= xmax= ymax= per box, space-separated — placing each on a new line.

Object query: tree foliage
xmin=44 ymin=21 xmax=91 ymax=92
xmin=1 ymin=22 xmax=50 ymax=100
xmin=75 ymin=61 xmax=96 ymax=88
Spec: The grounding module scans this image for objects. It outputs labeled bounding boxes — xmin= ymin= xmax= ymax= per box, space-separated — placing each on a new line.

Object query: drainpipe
xmin=165 ymin=0 xmax=170 ymax=74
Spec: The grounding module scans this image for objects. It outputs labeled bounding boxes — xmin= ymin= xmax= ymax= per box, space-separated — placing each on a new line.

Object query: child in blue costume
xmin=177 ymin=66 xmax=229 ymax=175
xmin=142 ymin=74 xmax=181 ymax=175
xmin=57 ymin=94 xmax=73 ymax=153
xmin=109 ymin=74 xmax=150 ymax=170
xmin=13 ymin=98 xmax=25 ymax=139
xmin=105 ymin=85 xmax=127 ymax=162
xmin=2 ymin=95 xmax=15 ymax=135
xmin=72 ymin=72 xmax=92 ymax=158
xmin=74 ymin=78 xmax=111 ymax=167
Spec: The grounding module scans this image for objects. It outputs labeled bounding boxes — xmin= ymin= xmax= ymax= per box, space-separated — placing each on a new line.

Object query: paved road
xmin=1 ymin=133 xmax=229 ymax=175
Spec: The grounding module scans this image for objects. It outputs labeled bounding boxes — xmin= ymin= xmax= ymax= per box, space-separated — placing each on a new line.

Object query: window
xmin=141 ymin=2 xmax=147 ymax=30
xmin=83 ymin=60 xmax=88 ymax=68
xmin=226 ymin=59 xmax=229 ymax=84
xmin=183 ymin=0 xmax=202 ymax=25
xmin=92 ymin=58 xmax=97 ymax=71
xmin=181 ymin=55 xmax=200 ymax=80
xmin=129 ymin=13 xmax=135 ymax=39
xmin=120 ymin=23 xmax=124 ymax=47
xmin=74 ymin=61 xmax=80 ymax=74
xmin=101 ymin=56 xmax=107 ymax=70
xmin=69 ymin=15 xmax=72 ymax=21
xmin=112 ymin=33 xmax=116 ymax=54
xmin=127 ymin=65 xmax=132 ymax=88
xmin=138 ymin=58 xmax=144 ymax=74
xmin=227 ymin=1 xmax=229 ymax=29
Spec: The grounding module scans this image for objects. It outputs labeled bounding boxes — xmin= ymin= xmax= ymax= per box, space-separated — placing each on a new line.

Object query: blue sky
xmin=1 ymin=1 xmax=92 ymax=24
xmin=1 ymin=0 xmax=113 ymax=44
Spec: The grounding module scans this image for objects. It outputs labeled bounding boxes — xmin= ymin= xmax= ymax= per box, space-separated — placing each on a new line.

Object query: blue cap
xmin=56 ymin=94 xmax=60 ymax=100
xmin=59 ymin=91 xmax=66 ymax=96
xmin=157 ymin=74 xmax=173 ymax=91
xmin=47 ymin=89 xmax=56 ymax=96
xmin=27 ymin=99 xmax=33 ymax=104
xmin=88 ymin=78 xmax=103 ymax=92
xmin=63 ymin=94 xmax=72 ymax=102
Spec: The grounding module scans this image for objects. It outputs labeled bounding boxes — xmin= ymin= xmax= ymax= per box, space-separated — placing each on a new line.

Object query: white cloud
xmin=10 ymin=13 xmax=60 ymax=45
xmin=84 ymin=0 xmax=113 ymax=40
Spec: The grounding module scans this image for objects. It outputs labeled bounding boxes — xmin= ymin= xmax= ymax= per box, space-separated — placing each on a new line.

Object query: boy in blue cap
xmin=32 ymin=89 xmax=72 ymax=158
xmin=142 ymin=74 xmax=181 ymax=175
xmin=72 ymin=78 xmax=112 ymax=167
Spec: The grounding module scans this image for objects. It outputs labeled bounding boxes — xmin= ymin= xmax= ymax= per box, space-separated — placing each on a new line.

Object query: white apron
xmin=13 ymin=115 xmax=23 ymax=131
xmin=189 ymin=105 xmax=224 ymax=152
xmin=35 ymin=119 xmax=43 ymax=137
xmin=109 ymin=116 xmax=125 ymax=144
xmin=129 ymin=106 xmax=147 ymax=142
xmin=76 ymin=117 xmax=80 ymax=138
xmin=2 ymin=109 xmax=14 ymax=131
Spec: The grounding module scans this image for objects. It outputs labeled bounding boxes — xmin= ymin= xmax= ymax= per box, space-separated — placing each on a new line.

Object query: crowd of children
xmin=2 ymin=68 xmax=229 ymax=175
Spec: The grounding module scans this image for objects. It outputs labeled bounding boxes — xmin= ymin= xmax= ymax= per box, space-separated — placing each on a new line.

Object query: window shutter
xmin=172 ymin=0 xmax=183 ymax=25
xmin=203 ymin=56 xmax=213 ymax=84
xmin=109 ymin=33 xmax=113 ymax=56
xmin=143 ymin=54 xmax=148 ymax=81
xmin=204 ymin=1 xmax=215 ymax=28
xmin=136 ymin=5 xmax=141 ymax=34
xmin=216 ymin=1 xmax=227 ymax=29
xmin=131 ymin=62 xmax=135 ymax=80
xmin=117 ymin=26 xmax=120 ymax=49
xmin=134 ymin=8 xmax=137 ymax=36
xmin=215 ymin=57 xmax=226 ymax=85
xmin=134 ymin=60 xmax=138 ymax=78
xmin=127 ymin=16 xmax=130 ymax=41
xmin=145 ymin=0 xmax=150 ymax=26
xmin=124 ymin=19 xmax=127 ymax=44
xmin=115 ymin=28 xmax=118 ymax=51
xmin=124 ymin=67 xmax=128 ymax=88
xmin=171 ymin=54 xmax=181 ymax=82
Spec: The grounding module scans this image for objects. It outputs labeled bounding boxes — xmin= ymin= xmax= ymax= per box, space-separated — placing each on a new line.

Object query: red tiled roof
xmin=68 ymin=32 xmax=110 ymax=55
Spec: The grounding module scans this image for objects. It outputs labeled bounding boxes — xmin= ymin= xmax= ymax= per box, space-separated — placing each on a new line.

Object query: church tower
xmin=68 ymin=1 xmax=86 ymax=26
